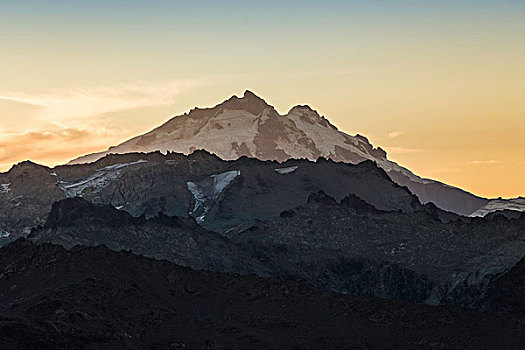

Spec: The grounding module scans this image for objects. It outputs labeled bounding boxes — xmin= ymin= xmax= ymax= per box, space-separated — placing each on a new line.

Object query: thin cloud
xmin=0 ymin=79 xmax=203 ymax=127
xmin=387 ymin=131 xmax=404 ymax=139
xmin=0 ymin=79 xmax=208 ymax=170
xmin=467 ymin=160 xmax=501 ymax=165
xmin=0 ymin=128 xmax=92 ymax=164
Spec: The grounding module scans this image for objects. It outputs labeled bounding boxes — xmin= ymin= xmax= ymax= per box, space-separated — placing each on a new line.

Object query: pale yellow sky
xmin=1 ymin=1 xmax=524 ymax=198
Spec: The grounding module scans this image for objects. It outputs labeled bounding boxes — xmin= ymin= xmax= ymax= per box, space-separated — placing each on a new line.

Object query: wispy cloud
xmin=387 ymin=131 xmax=404 ymax=139
xmin=0 ymin=128 xmax=95 ymax=167
xmin=467 ymin=160 xmax=501 ymax=165
xmin=0 ymin=79 xmax=202 ymax=127
xmin=0 ymin=80 xmax=204 ymax=170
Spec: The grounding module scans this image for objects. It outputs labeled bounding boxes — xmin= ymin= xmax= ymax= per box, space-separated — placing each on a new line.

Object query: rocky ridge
xmin=0 ymin=151 xmax=422 ymax=238
xmin=29 ymin=192 xmax=525 ymax=311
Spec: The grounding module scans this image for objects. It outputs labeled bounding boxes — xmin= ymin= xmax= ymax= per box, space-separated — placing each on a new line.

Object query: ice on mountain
xmin=0 ymin=231 xmax=10 ymax=238
xmin=187 ymin=182 xmax=207 ymax=223
xmin=211 ymin=170 xmax=241 ymax=194
xmin=59 ymin=160 xmax=148 ymax=197
xmin=274 ymin=166 xmax=298 ymax=175
xmin=100 ymin=159 xmax=148 ymax=171
xmin=187 ymin=170 xmax=240 ymax=223
xmin=0 ymin=184 xmax=11 ymax=194
xmin=10 ymin=195 xmax=22 ymax=202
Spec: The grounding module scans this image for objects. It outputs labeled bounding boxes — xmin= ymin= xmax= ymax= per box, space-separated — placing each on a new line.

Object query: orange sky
xmin=1 ymin=1 xmax=524 ymax=198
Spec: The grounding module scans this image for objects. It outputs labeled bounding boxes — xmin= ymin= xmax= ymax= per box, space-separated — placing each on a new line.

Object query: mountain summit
xmin=70 ymin=91 xmax=487 ymax=215
xmin=71 ymin=90 xmax=388 ymax=164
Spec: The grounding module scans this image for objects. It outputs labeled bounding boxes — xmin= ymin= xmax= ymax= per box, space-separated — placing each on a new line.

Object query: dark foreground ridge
xmin=0 ymin=239 xmax=523 ymax=350
xmin=30 ymin=195 xmax=525 ymax=311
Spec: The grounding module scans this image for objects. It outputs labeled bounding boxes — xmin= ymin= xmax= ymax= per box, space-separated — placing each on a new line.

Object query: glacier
xmin=187 ymin=170 xmax=241 ymax=223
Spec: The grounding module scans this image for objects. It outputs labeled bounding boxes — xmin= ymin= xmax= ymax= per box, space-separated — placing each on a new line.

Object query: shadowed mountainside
xmin=29 ymin=193 xmax=525 ymax=311
xmin=0 ymin=151 xmax=422 ymax=238
xmin=0 ymin=239 xmax=523 ymax=349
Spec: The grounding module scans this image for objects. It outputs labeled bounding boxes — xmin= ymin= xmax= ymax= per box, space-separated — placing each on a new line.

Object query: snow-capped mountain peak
xmin=69 ymin=90 xmax=492 ymax=216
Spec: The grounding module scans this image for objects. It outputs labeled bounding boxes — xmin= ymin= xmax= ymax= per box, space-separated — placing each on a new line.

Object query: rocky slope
xmin=0 ymin=151 xmax=422 ymax=238
xmin=69 ymin=90 xmax=492 ymax=216
xmin=239 ymin=191 xmax=525 ymax=310
xmin=29 ymin=193 xmax=525 ymax=311
xmin=30 ymin=197 xmax=252 ymax=273
xmin=0 ymin=239 xmax=523 ymax=349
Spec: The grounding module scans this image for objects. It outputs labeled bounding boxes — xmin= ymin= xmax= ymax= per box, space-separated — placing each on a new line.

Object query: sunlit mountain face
xmin=67 ymin=91 xmax=520 ymax=217
xmin=0 ymin=1 xmax=524 ymax=348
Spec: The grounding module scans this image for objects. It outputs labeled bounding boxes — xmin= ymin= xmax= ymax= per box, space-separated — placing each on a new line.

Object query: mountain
xmin=1 ymin=239 xmax=523 ymax=349
xmin=29 ymin=192 xmax=525 ymax=311
xmin=0 ymin=151 xmax=422 ymax=238
xmin=70 ymin=90 xmax=490 ymax=216
xmin=1 ymin=91 xmax=524 ymax=348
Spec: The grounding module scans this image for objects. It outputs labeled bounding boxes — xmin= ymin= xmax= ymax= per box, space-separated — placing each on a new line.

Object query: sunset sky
xmin=1 ymin=0 xmax=524 ymax=198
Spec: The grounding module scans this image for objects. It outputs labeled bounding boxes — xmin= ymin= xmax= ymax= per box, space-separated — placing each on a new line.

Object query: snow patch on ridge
xmin=470 ymin=197 xmax=525 ymax=217
xmin=0 ymin=184 xmax=11 ymax=194
xmin=187 ymin=170 xmax=241 ymax=223
xmin=286 ymin=108 xmax=434 ymax=185
xmin=59 ymin=160 xmax=148 ymax=197
xmin=274 ymin=166 xmax=298 ymax=175
xmin=0 ymin=230 xmax=10 ymax=238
